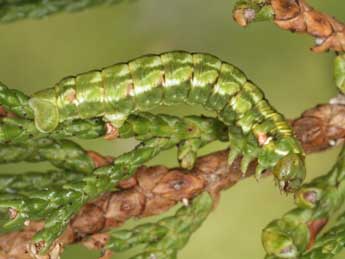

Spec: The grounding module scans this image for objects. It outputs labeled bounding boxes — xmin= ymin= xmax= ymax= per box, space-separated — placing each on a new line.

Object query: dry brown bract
xmin=234 ymin=0 xmax=345 ymax=52
xmin=272 ymin=0 xmax=345 ymax=52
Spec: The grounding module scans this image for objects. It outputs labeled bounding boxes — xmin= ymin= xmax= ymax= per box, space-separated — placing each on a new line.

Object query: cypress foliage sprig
xmin=233 ymin=0 xmax=345 ymax=53
xmin=0 ymin=116 xmax=107 ymax=143
xmin=263 ymin=145 xmax=345 ymax=258
xmin=0 ymin=81 xmax=228 ymax=253
xmin=0 ymin=112 xmax=227 ymax=144
xmin=0 ymin=110 xmax=227 ymax=253
xmin=265 ymin=212 xmax=345 ymax=259
xmin=0 ymin=170 xmax=84 ymax=194
xmin=0 ymin=82 xmax=33 ymax=118
xmin=0 ymin=138 xmax=96 ymax=174
xmin=0 ymin=1 xmax=345 ymax=258
xmin=0 ymin=113 xmax=228 ymax=174
xmin=0 ymin=136 xmax=178 ymax=251
xmin=106 ymin=192 xmax=213 ymax=259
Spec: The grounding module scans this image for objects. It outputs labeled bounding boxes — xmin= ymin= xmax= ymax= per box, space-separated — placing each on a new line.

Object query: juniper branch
xmin=1 ymin=62 xmax=345 ymax=258
xmin=1 ymin=2 xmax=344 ymax=259
xmin=1 ymin=100 xmax=345 ymax=258
xmin=233 ymin=0 xmax=345 ymax=53
xmin=0 ymin=82 xmax=33 ymax=118
xmin=0 ymin=110 xmax=227 ymax=144
xmin=0 ymin=116 xmax=107 ymax=143
xmin=0 ymin=110 xmax=228 ymax=176
xmin=0 ymin=170 xmax=85 ymax=193
xmin=0 ymin=83 xmax=228 ymax=253
xmin=106 ymin=192 xmax=213 ymax=259
xmin=0 ymin=137 xmax=178 ymax=252
xmin=265 ymin=212 xmax=345 ymax=259
xmin=263 ymin=145 xmax=345 ymax=258
xmin=0 ymin=96 xmax=344 ymax=258
xmin=0 ymin=150 xmax=243 ymax=259
xmin=0 ymin=111 xmax=227 ymax=253
xmin=0 ymin=139 xmax=97 ymax=174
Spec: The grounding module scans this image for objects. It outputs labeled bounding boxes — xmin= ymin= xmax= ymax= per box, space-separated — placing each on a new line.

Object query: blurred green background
xmin=0 ymin=0 xmax=344 ymax=258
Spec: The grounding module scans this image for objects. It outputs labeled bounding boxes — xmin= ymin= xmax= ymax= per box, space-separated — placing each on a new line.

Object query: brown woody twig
xmin=2 ymin=103 xmax=345 ymax=259
xmin=233 ymin=0 xmax=345 ymax=53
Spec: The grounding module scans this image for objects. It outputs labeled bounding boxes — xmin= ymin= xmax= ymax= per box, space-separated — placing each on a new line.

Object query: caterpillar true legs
xmin=28 ymin=51 xmax=306 ymax=192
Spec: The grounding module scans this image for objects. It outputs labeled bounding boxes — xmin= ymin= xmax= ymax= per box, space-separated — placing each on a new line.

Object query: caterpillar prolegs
xmin=29 ymin=51 xmax=306 ymax=192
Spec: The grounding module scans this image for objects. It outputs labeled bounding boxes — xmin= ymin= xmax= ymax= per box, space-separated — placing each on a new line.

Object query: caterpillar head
xmin=29 ymin=89 xmax=59 ymax=133
xmin=273 ymin=154 xmax=306 ymax=193
xmin=262 ymin=222 xmax=298 ymax=258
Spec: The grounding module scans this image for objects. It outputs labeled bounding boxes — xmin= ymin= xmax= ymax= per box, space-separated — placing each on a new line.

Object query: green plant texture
xmin=0 ymin=0 xmax=344 ymax=259
xmin=0 ymin=50 xmax=305 ymax=253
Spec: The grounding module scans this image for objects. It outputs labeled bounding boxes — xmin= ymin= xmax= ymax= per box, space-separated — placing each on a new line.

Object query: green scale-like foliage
xmin=265 ymin=213 xmax=345 ymax=259
xmin=0 ymin=138 xmax=96 ymax=174
xmin=263 ymin=146 xmax=345 ymax=259
xmin=0 ymin=51 xmax=305 ymax=254
xmin=0 ymin=106 xmax=227 ymax=252
xmin=107 ymin=192 xmax=213 ymax=259
xmin=300 ymin=212 xmax=345 ymax=259
xmin=0 ymin=170 xmax=84 ymax=194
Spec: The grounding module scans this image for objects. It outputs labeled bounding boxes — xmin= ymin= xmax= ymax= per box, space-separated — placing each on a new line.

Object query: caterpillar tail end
xmin=273 ymin=154 xmax=306 ymax=193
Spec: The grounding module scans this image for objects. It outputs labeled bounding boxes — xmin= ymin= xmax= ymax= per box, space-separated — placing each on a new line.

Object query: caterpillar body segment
xmin=28 ymin=51 xmax=305 ymax=192
xmin=161 ymin=52 xmax=193 ymax=105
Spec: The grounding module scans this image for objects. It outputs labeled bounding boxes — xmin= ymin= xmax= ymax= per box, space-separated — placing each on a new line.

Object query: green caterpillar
xmin=28 ymin=50 xmax=305 ymax=192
